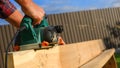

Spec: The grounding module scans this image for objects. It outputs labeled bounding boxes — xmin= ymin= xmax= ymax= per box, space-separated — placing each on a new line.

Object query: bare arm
xmin=0 ymin=0 xmax=23 ymax=28
xmin=0 ymin=0 xmax=45 ymax=28
xmin=6 ymin=10 xmax=23 ymax=28
xmin=15 ymin=0 xmax=45 ymax=25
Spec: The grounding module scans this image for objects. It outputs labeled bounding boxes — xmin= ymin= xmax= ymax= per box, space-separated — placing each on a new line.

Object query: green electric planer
xmin=15 ymin=15 xmax=63 ymax=50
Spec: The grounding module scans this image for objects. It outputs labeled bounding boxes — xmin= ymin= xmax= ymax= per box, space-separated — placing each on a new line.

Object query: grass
xmin=115 ymin=53 xmax=120 ymax=68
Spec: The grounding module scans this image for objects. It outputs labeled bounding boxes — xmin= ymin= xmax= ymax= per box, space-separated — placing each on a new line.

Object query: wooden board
xmin=60 ymin=39 xmax=105 ymax=68
xmin=80 ymin=48 xmax=115 ymax=68
xmin=7 ymin=39 xmax=110 ymax=68
xmin=103 ymin=55 xmax=118 ymax=68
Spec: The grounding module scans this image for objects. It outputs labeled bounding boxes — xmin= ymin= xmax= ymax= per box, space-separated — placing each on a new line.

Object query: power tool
xmin=14 ymin=15 xmax=63 ymax=50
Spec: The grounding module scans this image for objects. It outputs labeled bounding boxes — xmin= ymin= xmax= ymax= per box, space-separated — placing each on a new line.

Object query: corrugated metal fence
xmin=1 ymin=7 xmax=120 ymax=68
xmin=0 ymin=25 xmax=17 ymax=68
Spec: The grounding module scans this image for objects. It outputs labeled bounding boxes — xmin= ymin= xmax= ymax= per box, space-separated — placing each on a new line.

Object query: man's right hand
xmin=16 ymin=0 xmax=45 ymax=25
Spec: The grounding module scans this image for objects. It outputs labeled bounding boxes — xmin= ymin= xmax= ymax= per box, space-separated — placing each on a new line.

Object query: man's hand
xmin=16 ymin=0 xmax=45 ymax=25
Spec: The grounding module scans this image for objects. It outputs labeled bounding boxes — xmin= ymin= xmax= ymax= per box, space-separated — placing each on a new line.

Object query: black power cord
xmin=5 ymin=26 xmax=26 ymax=68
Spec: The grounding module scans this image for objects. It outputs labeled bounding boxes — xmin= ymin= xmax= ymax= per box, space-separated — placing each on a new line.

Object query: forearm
xmin=0 ymin=0 xmax=23 ymax=28
xmin=5 ymin=10 xmax=23 ymax=28
xmin=15 ymin=0 xmax=33 ymax=7
xmin=15 ymin=0 xmax=44 ymax=14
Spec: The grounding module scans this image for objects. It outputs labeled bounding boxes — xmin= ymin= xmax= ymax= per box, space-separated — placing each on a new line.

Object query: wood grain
xmin=7 ymin=39 xmax=115 ymax=68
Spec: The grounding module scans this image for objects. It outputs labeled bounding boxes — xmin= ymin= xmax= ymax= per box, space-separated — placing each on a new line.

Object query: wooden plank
xmin=7 ymin=39 xmax=106 ymax=68
xmin=59 ymin=43 xmax=79 ymax=68
xmin=8 ymin=54 xmax=14 ymax=68
xmin=76 ymin=39 xmax=105 ymax=66
xmin=80 ymin=48 xmax=115 ymax=68
xmin=8 ymin=46 xmax=61 ymax=68
xmin=103 ymin=55 xmax=118 ymax=68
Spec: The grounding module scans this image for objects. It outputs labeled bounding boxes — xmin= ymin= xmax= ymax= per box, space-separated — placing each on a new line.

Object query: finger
xmin=33 ymin=20 xmax=41 ymax=25
xmin=33 ymin=17 xmax=42 ymax=25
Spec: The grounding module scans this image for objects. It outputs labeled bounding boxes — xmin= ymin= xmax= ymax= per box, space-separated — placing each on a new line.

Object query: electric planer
xmin=14 ymin=15 xmax=64 ymax=51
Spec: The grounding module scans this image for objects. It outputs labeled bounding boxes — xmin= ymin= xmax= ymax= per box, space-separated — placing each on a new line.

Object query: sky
xmin=0 ymin=0 xmax=120 ymax=25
